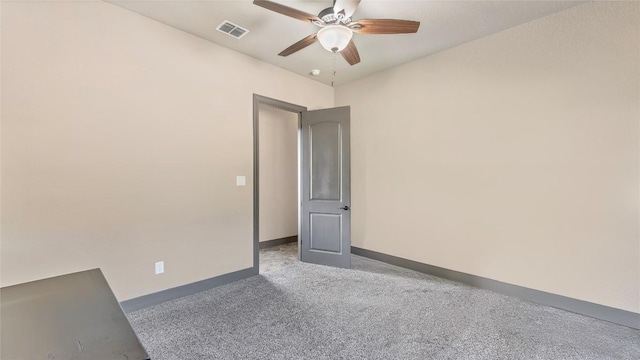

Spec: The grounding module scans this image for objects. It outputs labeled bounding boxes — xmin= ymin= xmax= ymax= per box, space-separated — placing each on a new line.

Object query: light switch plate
xmin=155 ymin=261 xmax=164 ymax=275
xmin=236 ymin=176 xmax=246 ymax=186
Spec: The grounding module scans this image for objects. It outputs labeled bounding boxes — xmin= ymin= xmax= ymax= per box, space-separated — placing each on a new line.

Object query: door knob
xmin=340 ymin=206 xmax=350 ymax=211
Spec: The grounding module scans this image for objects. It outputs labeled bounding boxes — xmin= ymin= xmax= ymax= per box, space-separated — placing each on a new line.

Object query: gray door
xmin=300 ymin=106 xmax=350 ymax=268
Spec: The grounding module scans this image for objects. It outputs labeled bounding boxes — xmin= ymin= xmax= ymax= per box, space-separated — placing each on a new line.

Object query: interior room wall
xmin=0 ymin=1 xmax=333 ymax=300
xmin=335 ymin=1 xmax=639 ymax=313
xmin=258 ymin=105 xmax=299 ymax=242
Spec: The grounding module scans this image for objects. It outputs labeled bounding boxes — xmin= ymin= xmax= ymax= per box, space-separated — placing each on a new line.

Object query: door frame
xmin=252 ymin=94 xmax=307 ymax=271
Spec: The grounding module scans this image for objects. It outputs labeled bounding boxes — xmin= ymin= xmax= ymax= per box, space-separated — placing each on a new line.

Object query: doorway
xmin=253 ymin=95 xmax=306 ymax=273
xmin=253 ymin=95 xmax=352 ymax=273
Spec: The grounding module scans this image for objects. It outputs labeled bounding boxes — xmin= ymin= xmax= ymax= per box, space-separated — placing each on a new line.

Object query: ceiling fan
xmin=253 ymin=0 xmax=420 ymax=66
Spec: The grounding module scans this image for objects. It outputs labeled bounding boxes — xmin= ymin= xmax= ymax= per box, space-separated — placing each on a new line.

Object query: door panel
xmin=309 ymin=213 xmax=342 ymax=253
xmin=310 ymin=121 xmax=341 ymax=201
xmin=300 ymin=106 xmax=350 ymax=269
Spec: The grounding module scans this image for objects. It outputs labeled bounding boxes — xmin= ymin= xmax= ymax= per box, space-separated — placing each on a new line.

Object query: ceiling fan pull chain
xmin=331 ymin=53 xmax=337 ymax=87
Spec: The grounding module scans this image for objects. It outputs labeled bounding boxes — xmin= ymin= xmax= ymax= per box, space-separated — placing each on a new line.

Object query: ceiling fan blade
xmin=253 ymin=0 xmax=321 ymax=23
xmin=340 ymin=40 xmax=361 ymax=66
xmin=333 ymin=0 xmax=361 ymax=18
xmin=278 ymin=34 xmax=318 ymax=57
xmin=351 ymin=19 xmax=420 ymax=34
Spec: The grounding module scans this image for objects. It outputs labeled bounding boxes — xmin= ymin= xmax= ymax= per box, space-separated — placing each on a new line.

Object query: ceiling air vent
xmin=216 ymin=20 xmax=249 ymax=39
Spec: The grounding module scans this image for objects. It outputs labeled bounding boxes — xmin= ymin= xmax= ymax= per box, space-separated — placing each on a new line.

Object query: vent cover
xmin=216 ymin=20 xmax=249 ymax=39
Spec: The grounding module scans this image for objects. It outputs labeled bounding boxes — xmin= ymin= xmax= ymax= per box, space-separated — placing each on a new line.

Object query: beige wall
xmin=336 ymin=1 xmax=640 ymax=313
xmin=0 ymin=1 xmax=333 ymax=300
xmin=258 ymin=105 xmax=298 ymax=242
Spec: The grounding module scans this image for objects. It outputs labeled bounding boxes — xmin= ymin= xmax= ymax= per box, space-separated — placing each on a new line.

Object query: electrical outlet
xmin=155 ymin=261 xmax=164 ymax=275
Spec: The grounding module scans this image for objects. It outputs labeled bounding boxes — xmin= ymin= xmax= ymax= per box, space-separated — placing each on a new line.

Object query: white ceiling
xmin=108 ymin=0 xmax=585 ymax=86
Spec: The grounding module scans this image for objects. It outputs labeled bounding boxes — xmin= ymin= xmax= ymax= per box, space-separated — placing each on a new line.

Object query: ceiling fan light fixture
xmin=317 ymin=25 xmax=353 ymax=53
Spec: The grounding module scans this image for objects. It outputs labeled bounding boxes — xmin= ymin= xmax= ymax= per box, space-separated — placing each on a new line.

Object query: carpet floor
xmin=259 ymin=242 xmax=298 ymax=273
xmin=127 ymin=256 xmax=640 ymax=359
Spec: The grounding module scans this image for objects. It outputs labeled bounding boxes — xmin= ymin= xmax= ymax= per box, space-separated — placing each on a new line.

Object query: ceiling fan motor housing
xmin=318 ymin=7 xmax=350 ymax=25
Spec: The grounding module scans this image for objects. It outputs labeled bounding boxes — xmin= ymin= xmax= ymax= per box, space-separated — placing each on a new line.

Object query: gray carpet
xmin=127 ymin=256 xmax=640 ymax=359
xmin=259 ymin=242 xmax=298 ymax=273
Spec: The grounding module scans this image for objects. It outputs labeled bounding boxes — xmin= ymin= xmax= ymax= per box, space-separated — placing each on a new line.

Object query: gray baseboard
xmin=120 ymin=267 xmax=257 ymax=313
xmin=351 ymin=247 xmax=640 ymax=330
xmin=259 ymin=235 xmax=297 ymax=250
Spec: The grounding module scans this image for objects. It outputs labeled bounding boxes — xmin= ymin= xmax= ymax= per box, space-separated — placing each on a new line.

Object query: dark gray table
xmin=1 ymin=268 xmax=150 ymax=360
